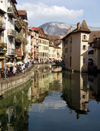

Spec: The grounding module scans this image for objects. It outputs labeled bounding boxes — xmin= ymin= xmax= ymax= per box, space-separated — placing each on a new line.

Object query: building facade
xmin=0 ymin=0 xmax=7 ymax=68
xmin=62 ymin=20 xmax=91 ymax=72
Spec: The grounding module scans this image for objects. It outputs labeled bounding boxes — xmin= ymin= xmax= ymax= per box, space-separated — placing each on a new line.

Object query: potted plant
xmin=0 ymin=42 xmax=7 ymax=47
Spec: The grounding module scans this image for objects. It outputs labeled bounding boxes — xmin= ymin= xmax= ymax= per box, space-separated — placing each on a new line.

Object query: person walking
xmin=4 ymin=66 xmax=8 ymax=79
xmin=13 ymin=66 xmax=16 ymax=76
xmin=10 ymin=65 xmax=13 ymax=77
xmin=1 ymin=68 xmax=4 ymax=79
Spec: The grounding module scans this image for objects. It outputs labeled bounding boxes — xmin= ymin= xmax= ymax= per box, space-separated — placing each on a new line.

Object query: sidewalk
xmin=0 ymin=65 xmax=34 ymax=83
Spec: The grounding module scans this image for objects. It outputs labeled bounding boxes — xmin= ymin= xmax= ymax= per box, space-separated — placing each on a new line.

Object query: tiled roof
xmin=88 ymin=31 xmax=100 ymax=43
xmin=72 ymin=20 xmax=91 ymax=33
xmin=18 ymin=10 xmax=27 ymax=20
xmin=93 ymin=38 xmax=100 ymax=49
xmin=62 ymin=20 xmax=91 ymax=40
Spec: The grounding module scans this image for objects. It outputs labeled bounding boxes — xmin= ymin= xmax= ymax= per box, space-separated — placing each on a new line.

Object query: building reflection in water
xmin=62 ymin=71 xmax=100 ymax=119
xmin=0 ymin=68 xmax=100 ymax=130
xmin=62 ymin=72 xmax=89 ymax=119
xmin=88 ymin=74 xmax=100 ymax=102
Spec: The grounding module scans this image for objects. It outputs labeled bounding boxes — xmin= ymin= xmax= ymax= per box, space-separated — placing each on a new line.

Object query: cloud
xmin=17 ymin=3 xmax=84 ymax=26
xmin=29 ymin=95 xmax=66 ymax=113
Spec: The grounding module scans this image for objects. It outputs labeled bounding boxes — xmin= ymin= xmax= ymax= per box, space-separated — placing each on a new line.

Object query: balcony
xmin=14 ymin=19 xmax=22 ymax=31
xmin=15 ymin=32 xmax=22 ymax=43
xmin=0 ymin=20 xmax=5 ymax=31
xmin=16 ymin=49 xmax=22 ymax=57
xmin=7 ymin=29 xmax=16 ymax=38
xmin=7 ymin=48 xmax=16 ymax=55
xmin=7 ymin=6 xmax=16 ymax=18
xmin=0 ymin=4 xmax=6 ymax=14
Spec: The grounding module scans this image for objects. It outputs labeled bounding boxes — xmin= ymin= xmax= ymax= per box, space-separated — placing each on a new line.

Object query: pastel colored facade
xmin=38 ymin=37 xmax=49 ymax=63
xmin=18 ymin=10 xmax=28 ymax=63
xmin=49 ymin=43 xmax=55 ymax=61
xmin=54 ymin=46 xmax=62 ymax=61
xmin=29 ymin=28 xmax=39 ymax=62
xmin=0 ymin=0 xmax=31 ymax=69
xmin=0 ymin=0 xmax=7 ymax=68
xmin=62 ymin=20 xmax=91 ymax=72
xmin=34 ymin=28 xmax=49 ymax=63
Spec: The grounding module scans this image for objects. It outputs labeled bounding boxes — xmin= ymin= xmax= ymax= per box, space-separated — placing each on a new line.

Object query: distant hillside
xmin=40 ymin=22 xmax=100 ymax=35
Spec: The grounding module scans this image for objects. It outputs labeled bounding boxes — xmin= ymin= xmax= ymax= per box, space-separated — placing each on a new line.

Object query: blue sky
xmin=16 ymin=0 xmax=100 ymax=27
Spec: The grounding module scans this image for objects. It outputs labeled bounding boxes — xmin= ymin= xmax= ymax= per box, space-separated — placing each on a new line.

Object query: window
xmin=65 ymin=40 xmax=68 ymax=44
xmin=70 ymin=37 xmax=72 ymax=43
xmin=83 ymin=58 xmax=85 ymax=63
xmin=65 ymin=48 xmax=68 ymax=52
xmin=83 ymin=45 xmax=86 ymax=50
xmin=82 ymin=35 xmax=88 ymax=41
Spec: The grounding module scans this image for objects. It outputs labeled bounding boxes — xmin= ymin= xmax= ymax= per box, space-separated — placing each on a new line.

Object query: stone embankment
xmin=0 ymin=65 xmax=34 ymax=96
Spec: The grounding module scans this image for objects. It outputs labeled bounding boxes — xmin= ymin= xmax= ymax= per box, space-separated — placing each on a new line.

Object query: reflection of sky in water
xmin=29 ymin=91 xmax=66 ymax=113
xmin=28 ymin=91 xmax=100 ymax=131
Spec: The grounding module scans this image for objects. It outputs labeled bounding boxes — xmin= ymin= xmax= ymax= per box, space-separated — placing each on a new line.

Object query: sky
xmin=16 ymin=0 xmax=100 ymax=27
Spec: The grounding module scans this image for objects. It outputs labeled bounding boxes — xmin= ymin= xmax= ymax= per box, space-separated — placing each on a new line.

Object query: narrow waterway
xmin=0 ymin=68 xmax=100 ymax=131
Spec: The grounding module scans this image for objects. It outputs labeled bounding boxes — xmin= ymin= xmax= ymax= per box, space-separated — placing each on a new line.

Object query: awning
xmin=0 ymin=56 xmax=5 ymax=59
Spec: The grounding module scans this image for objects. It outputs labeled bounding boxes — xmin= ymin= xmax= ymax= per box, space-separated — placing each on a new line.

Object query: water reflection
xmin=0 ymin=69 xmax=100 ymax=130
xmin=62 ymin=72 xmax=89 ymax=119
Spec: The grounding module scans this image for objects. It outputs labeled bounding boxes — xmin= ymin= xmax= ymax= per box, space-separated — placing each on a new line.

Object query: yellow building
xmin=34 ymin=27 xmax=49 ymax=63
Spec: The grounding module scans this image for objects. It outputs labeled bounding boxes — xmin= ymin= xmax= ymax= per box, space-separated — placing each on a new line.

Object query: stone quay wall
xmin=0 ymin=65 xmax=34 ymax=96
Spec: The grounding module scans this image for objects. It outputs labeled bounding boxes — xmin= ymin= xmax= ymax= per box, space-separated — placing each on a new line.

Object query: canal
xmin=0 ymin=68 xmax=100 ymax=131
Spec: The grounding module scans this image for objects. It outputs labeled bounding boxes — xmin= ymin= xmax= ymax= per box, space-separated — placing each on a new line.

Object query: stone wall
xmin=0 ymin=66 xmax=34 ymax=96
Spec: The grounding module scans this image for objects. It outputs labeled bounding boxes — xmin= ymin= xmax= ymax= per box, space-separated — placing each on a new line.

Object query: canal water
xmin=0 ymin=68 xmax=100 ymax=131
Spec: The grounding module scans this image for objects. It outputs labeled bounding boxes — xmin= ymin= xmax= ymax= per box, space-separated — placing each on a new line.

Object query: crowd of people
xmin=0 ymin=62 xmax=32 ymax=80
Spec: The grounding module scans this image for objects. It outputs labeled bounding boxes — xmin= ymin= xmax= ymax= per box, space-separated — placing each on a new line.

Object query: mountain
xmin=40 ymin=22 xmax=100 ymax=35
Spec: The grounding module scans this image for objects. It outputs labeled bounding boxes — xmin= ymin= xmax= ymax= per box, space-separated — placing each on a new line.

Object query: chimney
xmin=70 ymin=26 xmax=72 ymax=32
xmin=67 ymin=29 xmax=69 ymax=34
xmin=77 ymin=22 xmax=80 ymax=29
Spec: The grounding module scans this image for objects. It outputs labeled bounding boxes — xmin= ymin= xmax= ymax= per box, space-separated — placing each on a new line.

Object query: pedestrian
xmin=13 ymin=66 xmax=16 ymax=76
xmin=4 ymin=66 xmax=8 ymax=79
xmin=21 ymin=64 xmax=25 ymax=73
xmin=1 ymin=68 xmax=4 ymax=79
